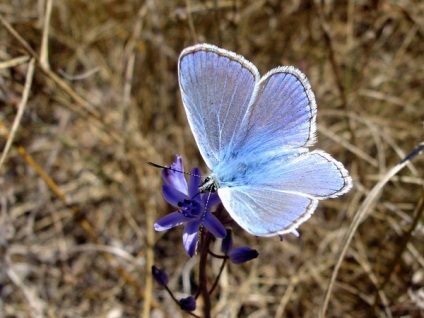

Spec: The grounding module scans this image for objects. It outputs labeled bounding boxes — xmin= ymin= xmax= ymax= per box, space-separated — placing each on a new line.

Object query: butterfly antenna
xmin=204 ymin=191 xmax=212 ymax=209
xmin=147 ymin=161 xmax=202 ymax=178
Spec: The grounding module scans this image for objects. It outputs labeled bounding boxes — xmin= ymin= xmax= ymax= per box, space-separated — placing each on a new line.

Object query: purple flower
xmin=155 ymin=156 xmax=226 ymax=256
xmin=179 ymin=296 xmax=196 ymax=311
xmin=151 ymin=266 xmax=168 ymax=286
xmin=228 ymin=247 xmax=259 ymax=264
xmin=221 ymin=229 xmax=234 ymax=255
xmin=221 ymin=229 xmax=258 ymax=264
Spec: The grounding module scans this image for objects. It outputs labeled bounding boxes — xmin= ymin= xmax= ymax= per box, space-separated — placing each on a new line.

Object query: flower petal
xmin=152 ymin=266 xmax=168 ymax=286
xmin=204 ymin=211 xmax=226 ymax=238
xmin=162 ymin=155 xmax=188 ymax=194
xmin=179 ymin=296 xmax=196 ymax=311
xmin=206 ymin=192 xmax=221 ymax=207
xmin=183 ymin=221 xmax=200 ymax=257
xmin=162 ymin=184 xmax=189 ymax=207
xmin=188 ymin=167 xmax=202 ymax=197
xmin=221 ymin=229 xmax=233 ymax=254
xmin=154 ymin=212 xmax=188 ymax=231
xmin=229 ymin=247 xmax=259 ymax=264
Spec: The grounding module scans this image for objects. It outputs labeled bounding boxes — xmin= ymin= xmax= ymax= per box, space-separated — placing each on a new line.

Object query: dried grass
xmin=0 ymin=0 xmax=423 ymax=317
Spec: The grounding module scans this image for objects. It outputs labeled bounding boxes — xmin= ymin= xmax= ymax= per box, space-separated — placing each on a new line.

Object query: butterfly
xmin=178 ymin=43 xmax=352 ymax=237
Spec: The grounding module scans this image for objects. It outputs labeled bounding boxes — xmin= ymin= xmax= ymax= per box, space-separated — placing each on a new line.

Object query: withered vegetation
xmin=0 ymin=1 xmax=423 ymax=317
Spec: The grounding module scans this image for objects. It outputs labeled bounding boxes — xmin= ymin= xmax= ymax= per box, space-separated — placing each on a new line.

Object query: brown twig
xmin=320 ymin=142 xmax=424 ymax=317
xmin=0 ymin=58 xmax=35 ymax=172
xmin=316 ymin=1 xmax=364 ymax=181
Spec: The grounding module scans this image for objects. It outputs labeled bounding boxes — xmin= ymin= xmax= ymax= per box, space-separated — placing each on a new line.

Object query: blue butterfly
xmin=178 ymin=43 xmax=352 ymax=237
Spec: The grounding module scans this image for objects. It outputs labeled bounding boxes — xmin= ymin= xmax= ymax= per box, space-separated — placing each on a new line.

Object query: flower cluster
xmin=154 ymin=155 xmax=226 ymax=256
xmin=153 ymin=156 xmax=258 ymax=316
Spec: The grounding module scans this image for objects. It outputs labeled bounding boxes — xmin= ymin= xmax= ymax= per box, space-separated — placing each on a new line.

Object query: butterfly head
xmin=199 ymin=174 xmax=219 ymax=193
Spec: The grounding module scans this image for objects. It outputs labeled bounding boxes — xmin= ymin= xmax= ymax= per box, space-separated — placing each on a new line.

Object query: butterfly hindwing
xmin=218 ymin=186 xmax=318 ymax=236
xmin=217 ymin=150 xmax=351 ymax=236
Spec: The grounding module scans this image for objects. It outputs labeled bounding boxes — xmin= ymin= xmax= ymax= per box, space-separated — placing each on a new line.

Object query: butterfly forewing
xmin=240 ymin=67 xmax=317 ymax=154
xmin=178 ymin=44 xmax=260 ymax=169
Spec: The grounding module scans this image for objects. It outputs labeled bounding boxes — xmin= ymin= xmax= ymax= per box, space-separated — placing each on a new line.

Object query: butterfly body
xmin=178 ymin=44 xmax=352 ymax=237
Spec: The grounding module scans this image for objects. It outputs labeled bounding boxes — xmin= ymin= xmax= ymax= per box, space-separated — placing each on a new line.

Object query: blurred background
xmin=0 ymin=0 xmax=423 ymax=317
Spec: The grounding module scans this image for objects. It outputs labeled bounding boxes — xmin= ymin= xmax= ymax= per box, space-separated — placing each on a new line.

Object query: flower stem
xmin=209 ymin=258 xmax=227 ymax=295
xmin=198 ymin=230 xmax=212 ymax=318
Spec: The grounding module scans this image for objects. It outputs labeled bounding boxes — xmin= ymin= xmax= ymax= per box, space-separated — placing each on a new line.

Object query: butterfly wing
xmin=179 ymin=44 xmax=352 ymax=236
xmin=231 ymin=67 xmax=317 ymax=160
xmin=178 ymin=44 xmax=260 ymax=169
xmin=218 ymin=187 xmax=318 ymax=236
xmin=179 ymin=46 xmax=318 ymax=168
xmin=218 ymin=150 xmax=352 ymax=236
xmin=211 ymin=62 xmax=351 ymax=236
xmin=261 ymin=150 xmax=352 ymax=199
